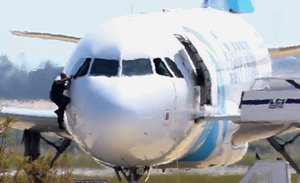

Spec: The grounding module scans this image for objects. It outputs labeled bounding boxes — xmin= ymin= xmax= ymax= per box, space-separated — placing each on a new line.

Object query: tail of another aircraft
xmin=202 ymin=0 xmax=254 ymax=13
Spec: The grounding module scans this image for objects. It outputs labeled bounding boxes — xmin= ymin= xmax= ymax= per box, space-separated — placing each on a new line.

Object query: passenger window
xmin=165 ymin=57 xmax=184 ymax=78
xmin=153 ymin=58 xmax=173 ymax=77
xmin=90 ymin=58 xmax=119 ymax=77
xmin=122 ymin=58 xmax=153 ymax=76
xmin=74 ymin=58 xmax=91 ymax=79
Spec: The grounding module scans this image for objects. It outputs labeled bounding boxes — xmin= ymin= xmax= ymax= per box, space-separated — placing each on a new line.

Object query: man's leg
xmin=51 ymin=96 xmax=66 ymax=130
xmin=57 ymin=95 xmax=70 ymax=130
xmin=51 ymin=98 xmax=62 ymax=119
xmin=61 ymin=96 xmax=70 ymax=109
xmin=51 ymin=99 xmax=65 ymax=130
xmin=56 ymin=105 xmax=65 ymax=130
xmin=58 ymin=96 xmax=70 ymax=120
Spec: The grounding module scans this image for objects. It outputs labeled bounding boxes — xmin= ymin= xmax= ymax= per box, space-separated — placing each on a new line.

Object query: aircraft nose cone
xmin=84 ymin=78 xmax=155 ymax=124
xmin=71 ymin=78 xmax=158 ymax=165
xmin=68 ymin=76 xmax=183 ymax=166
xmin=86 ymin=91 xmax=141 ymax=124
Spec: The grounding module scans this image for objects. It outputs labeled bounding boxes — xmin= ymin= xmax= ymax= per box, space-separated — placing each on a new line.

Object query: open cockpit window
xmin=122 ymin=58 xmax=153 ymax=76
xmin=153 ymin=58 xmax=173 ymax=77
xmin=74 ymin=58 xmax=91 ymax=79
xmin=165 ymin=57 xmax=184 ymax=78
xmin=90 ymin=58 xmax=119 ymax=77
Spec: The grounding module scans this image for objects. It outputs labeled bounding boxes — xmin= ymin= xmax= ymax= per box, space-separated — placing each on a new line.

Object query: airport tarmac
xmin=71 ymin=166 xmax=249 ymax=177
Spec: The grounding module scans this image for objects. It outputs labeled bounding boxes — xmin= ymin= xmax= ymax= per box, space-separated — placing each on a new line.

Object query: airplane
xmin=2 ymin=0 xmax=300 ymax=182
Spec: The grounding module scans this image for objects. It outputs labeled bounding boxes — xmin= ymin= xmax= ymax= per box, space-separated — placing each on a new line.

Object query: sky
xmin=1 ymin=0 xmax=300 ymax=70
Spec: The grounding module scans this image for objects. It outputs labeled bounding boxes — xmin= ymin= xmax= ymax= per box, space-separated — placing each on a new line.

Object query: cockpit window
xmin=165 ymin=57 xmax=184 ymax=78
xmin=90 ymin=58 xmax=119 ymax=77
xmin=153 ymin=58 xmax=173 ymax=77
xmin=74 ymin=58 xmax=91 ymax=79
xmin=122 ymin=58 xmax=153 ymax=76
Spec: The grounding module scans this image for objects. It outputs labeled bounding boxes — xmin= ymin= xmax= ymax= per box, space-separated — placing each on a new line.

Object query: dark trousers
xmin=50 ymin=94 xmax=70 ymax=124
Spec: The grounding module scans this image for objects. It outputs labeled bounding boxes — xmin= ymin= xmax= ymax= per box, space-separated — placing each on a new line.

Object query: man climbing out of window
xmin=50 ymin=72 xmax=73 ymax=130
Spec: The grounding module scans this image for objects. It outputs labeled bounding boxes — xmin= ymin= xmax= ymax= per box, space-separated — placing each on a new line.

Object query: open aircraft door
xmin=174 ymin=34 xmax=212 ymax=115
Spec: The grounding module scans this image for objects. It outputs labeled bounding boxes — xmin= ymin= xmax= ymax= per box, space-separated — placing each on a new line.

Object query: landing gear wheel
xmin=114 ymin=166 xmax=150 ymax=183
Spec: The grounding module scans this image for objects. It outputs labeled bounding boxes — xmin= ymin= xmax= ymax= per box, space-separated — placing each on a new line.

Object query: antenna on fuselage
xmin=202 ymin=0 xmax=210 ymax=8
xmin=131 ymin=0 xmax=134 ymax=14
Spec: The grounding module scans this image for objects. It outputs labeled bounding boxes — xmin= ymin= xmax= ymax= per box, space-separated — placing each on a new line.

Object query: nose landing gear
xmin=114 ymin=166 xmax=150 ymax=183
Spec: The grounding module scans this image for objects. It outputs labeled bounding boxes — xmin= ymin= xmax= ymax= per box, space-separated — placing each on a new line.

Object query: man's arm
xmin=54 ymin=77 xmax=70 ymax=85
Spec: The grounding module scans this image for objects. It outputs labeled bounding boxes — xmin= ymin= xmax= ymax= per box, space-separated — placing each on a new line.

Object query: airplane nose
xmin=85 ymin=83 xmax=155 ymax=125
xmin=86 ymin=91 xmax=148 ymax=124
xmin=71 ymin=78 xmax=159 ymax=165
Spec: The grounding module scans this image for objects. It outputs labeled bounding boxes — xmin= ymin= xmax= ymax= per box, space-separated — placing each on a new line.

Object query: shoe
xmin=58 ymin=124 xmax=66 ymax=130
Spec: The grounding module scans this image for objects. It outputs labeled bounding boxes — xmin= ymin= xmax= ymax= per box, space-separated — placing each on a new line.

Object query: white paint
xmin=61 ymin=8 xmax=270 ymax=167
xmin=241 ymin=78 xmax=300 ymax=123
xmin=5 ymin=6 xmax=297 ymax=173
xmin=4 ymin=5 xmax=300 ymax=182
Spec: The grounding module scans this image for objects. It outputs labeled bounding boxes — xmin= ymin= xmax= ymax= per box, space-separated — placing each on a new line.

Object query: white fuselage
xmin=63 ymin=8 xmax=271 ymax=167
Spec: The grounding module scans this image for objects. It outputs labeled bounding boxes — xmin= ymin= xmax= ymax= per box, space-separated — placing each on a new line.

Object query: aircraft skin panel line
xmin=1 ymin=7 xmax=300 ymax=175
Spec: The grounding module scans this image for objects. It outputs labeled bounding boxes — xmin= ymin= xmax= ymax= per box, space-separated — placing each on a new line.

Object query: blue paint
xmin=242 ymin=99 xmax=271 ymax=105
xmin=183 ymin=123 xmax=210 ymax=153
xmin=181 ymin=121 xmax=219 ymax=161
xmin=286 ymin=99 xmax=300 ymax=104
xmin=242 ymin=98 xmax=300 ymax=105
xmin=286 ymin=80 xmax=300 ymax=89
xmin=222 ymin=120 xmax=229 ymax=142
xmin=184 ymin=122 xmax=213 ymax=154
xmin=205 ymin=0 xmax=254 ymax=13
xmin=227 ymin=0 xmax=254 ymax=13
xmin=182 ymin=26 xmax=218 ymax=56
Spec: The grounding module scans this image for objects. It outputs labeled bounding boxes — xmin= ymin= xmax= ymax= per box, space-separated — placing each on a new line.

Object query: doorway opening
xmin=174 ymin=34 xmax=212 ymax=106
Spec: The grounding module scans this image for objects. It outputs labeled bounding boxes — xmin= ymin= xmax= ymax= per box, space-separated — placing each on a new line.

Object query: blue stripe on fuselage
xmin=181 ymin=121 xmax=219 ymax=161
xmin=242 ymin=98 xmax=300 ymax=105
xmin=286 ymin=80 xmax=300 ymax=89
xmin=222 ymin=120 xmax=229 ymax=143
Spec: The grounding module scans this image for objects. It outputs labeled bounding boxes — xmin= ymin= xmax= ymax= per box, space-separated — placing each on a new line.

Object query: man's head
xmin=60 ymin=72 xmax=67 ymax=79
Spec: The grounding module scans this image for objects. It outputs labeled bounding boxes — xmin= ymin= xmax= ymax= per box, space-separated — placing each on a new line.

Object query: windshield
xmin=122 ymin=58 xmax=153 ymax=76
xmin=74 ymin=58 xmax=91 ymax=79
xmin=153 ymin=58 xmax=173 ymax=77
xmin=90 ymin=58 xmax=119 ymax=77
xmin=165 ymin=57 xmax=183 ymax=78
